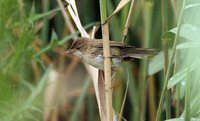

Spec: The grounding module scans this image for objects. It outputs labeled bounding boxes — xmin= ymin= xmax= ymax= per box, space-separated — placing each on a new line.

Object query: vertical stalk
xmin=163 ymin=40 xmax=171 ymax=119
xmin=162 ymin=0 xmax=171 ymax=119
xmin=185 ymin=67 xmax=191 ymax=121
xmin=174 ymin=0 xmax=182 ymax=117
xmin=148 ymin=76 xmax=156 ymax=121
xmin=124 ymin=63 xmax=139 ymax=121
xmin=156 ymin=0 xmax=186 ymax=120
xmin=175 ymin=84 xmax=180 ymax=117
xmin=139 ymin=0 xmax=154 ymax=120
xmin=122 ymin=0 xmax=135 ymax=43
xmin=99 ymin=0 xmax=113 ymax=121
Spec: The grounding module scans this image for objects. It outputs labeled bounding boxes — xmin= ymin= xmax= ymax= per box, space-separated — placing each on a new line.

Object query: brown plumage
xmin=66 ymin=37 xmax=156 ymax=70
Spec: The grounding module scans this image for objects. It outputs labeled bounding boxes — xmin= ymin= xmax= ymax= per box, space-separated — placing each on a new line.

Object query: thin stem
xmin=162 ymin=1 xmax=171 ymax=118
xmin=122 ymin=0 xmax=135 ymax=43
xmin=175 ymin=84 xmax=180 ymax=117
xmin=118 ymin=76 xmax=129 ymax=121
xmin=99 ymin=0 xmax=113 ymax=121
xmin=148 ymin=76 xmax=157 ymax=121
xmin=139 ymin=0 xmax=154 ymax=120
xmin=155 ymin=0 xmax=186 ymax=120
xmin=184 ymin=67 xmax=191 ymax=121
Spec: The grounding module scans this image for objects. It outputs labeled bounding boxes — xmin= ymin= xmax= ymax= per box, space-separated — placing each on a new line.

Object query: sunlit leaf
xmin=167 ymin=62 xmax=199 ymax=89
xmin=170 ymin=24 xmax=200 ymax=41
xmin=180 ymin=94 xmax=200 ymax=119
xmin=165 ymin=118 xmax=200 ymax=121
xmin=148 ymin=51 xmax=164 ymax=75
xmin=190 ymin=94 xmax=200 ymax=117
xmin=177 ymin=42 xmax=200 ymax=49
xmin=148 ymin=50 xmax=172 ymax=75
xmin=185 ymin=3 xmax=200 ymax=10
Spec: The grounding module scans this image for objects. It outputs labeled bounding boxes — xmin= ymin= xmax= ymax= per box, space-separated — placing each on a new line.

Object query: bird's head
xmin=65 ymin=37 xmax=86 ymax=54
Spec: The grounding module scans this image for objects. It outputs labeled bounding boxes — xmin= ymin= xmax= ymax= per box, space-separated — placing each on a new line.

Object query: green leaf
xmin=148 ymin=51 xmax=164 ymax=75
xmin=1 ymin=65 xmax=52 ymax=121
xmin=165 ymin=118 xmax=200 ymax=121
xmin=177 ymin=42 xmax=200 ymax=49
xmin=170 ymin=24 xmax=200 ymax=41
xmin=148 ymin=50 xmax=172 ymax=75
xmin=180 ymin=94 xmax=200 ymax=119
xmin=167 ymin=62 xmax=199 ymax=89
xmin=190 ymin=94 xmax=200 ymax=117
xmin=148 ymin=31 xmax=174 ymax=75
xmin=28 ymin=7 xmax=61 ymax=23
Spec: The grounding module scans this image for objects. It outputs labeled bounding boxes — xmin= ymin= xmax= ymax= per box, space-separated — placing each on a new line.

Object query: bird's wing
xmin=109 ymin=41 xmax=133 ymax=48
xmin=91 ymin=40 xmax=133 ymax=48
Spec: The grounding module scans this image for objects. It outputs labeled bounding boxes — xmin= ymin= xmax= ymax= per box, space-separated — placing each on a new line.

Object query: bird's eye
xmin=76 ymin=47 xmax=80 ymax=49
xmin=76 ymin=45 xmax=82 ymax=50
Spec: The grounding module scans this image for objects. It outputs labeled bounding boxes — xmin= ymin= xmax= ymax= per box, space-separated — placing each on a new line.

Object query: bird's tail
xmin=126 ymin=48 xmax=157 ymax=59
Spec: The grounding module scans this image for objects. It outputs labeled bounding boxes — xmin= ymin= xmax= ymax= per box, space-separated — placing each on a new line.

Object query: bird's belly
xmin=82 ymin=54 xmax=121 ymax=70
xmin=83 ymin=55 xmax=104 ymax=70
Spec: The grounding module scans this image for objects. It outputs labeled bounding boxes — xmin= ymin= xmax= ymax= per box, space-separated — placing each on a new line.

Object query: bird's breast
xmin=73 ymin=51 xmax=122 ymax=70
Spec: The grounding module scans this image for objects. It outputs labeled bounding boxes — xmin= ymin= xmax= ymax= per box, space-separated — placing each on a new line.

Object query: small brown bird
xmin=66 ymin=37 xmax=156 ymax=70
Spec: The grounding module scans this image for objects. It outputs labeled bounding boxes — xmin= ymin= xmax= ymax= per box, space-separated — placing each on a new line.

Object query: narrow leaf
xmin=148 ymin=50 xmax=172 ymax=75
xmin=106 ymin=0 xmax=131 ymax=22
xmin=167 ymin=62 xmax=199 ymax=89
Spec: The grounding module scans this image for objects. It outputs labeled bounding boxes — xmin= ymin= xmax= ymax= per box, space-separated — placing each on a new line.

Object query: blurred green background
xmin=1 ymin=0 xmax=200 ymax=121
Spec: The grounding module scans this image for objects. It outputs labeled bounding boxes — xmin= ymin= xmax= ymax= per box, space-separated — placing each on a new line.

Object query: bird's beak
xmin=65 ymin=49 xmax=73 ymax=54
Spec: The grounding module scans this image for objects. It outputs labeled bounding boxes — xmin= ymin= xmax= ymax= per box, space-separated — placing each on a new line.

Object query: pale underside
xmin=73 ymin=51 xmax=121 ymax=70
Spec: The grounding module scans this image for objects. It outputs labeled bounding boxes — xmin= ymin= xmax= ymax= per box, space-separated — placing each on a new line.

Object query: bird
xmin=66 ymin=37 xmax=156 ymax=70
